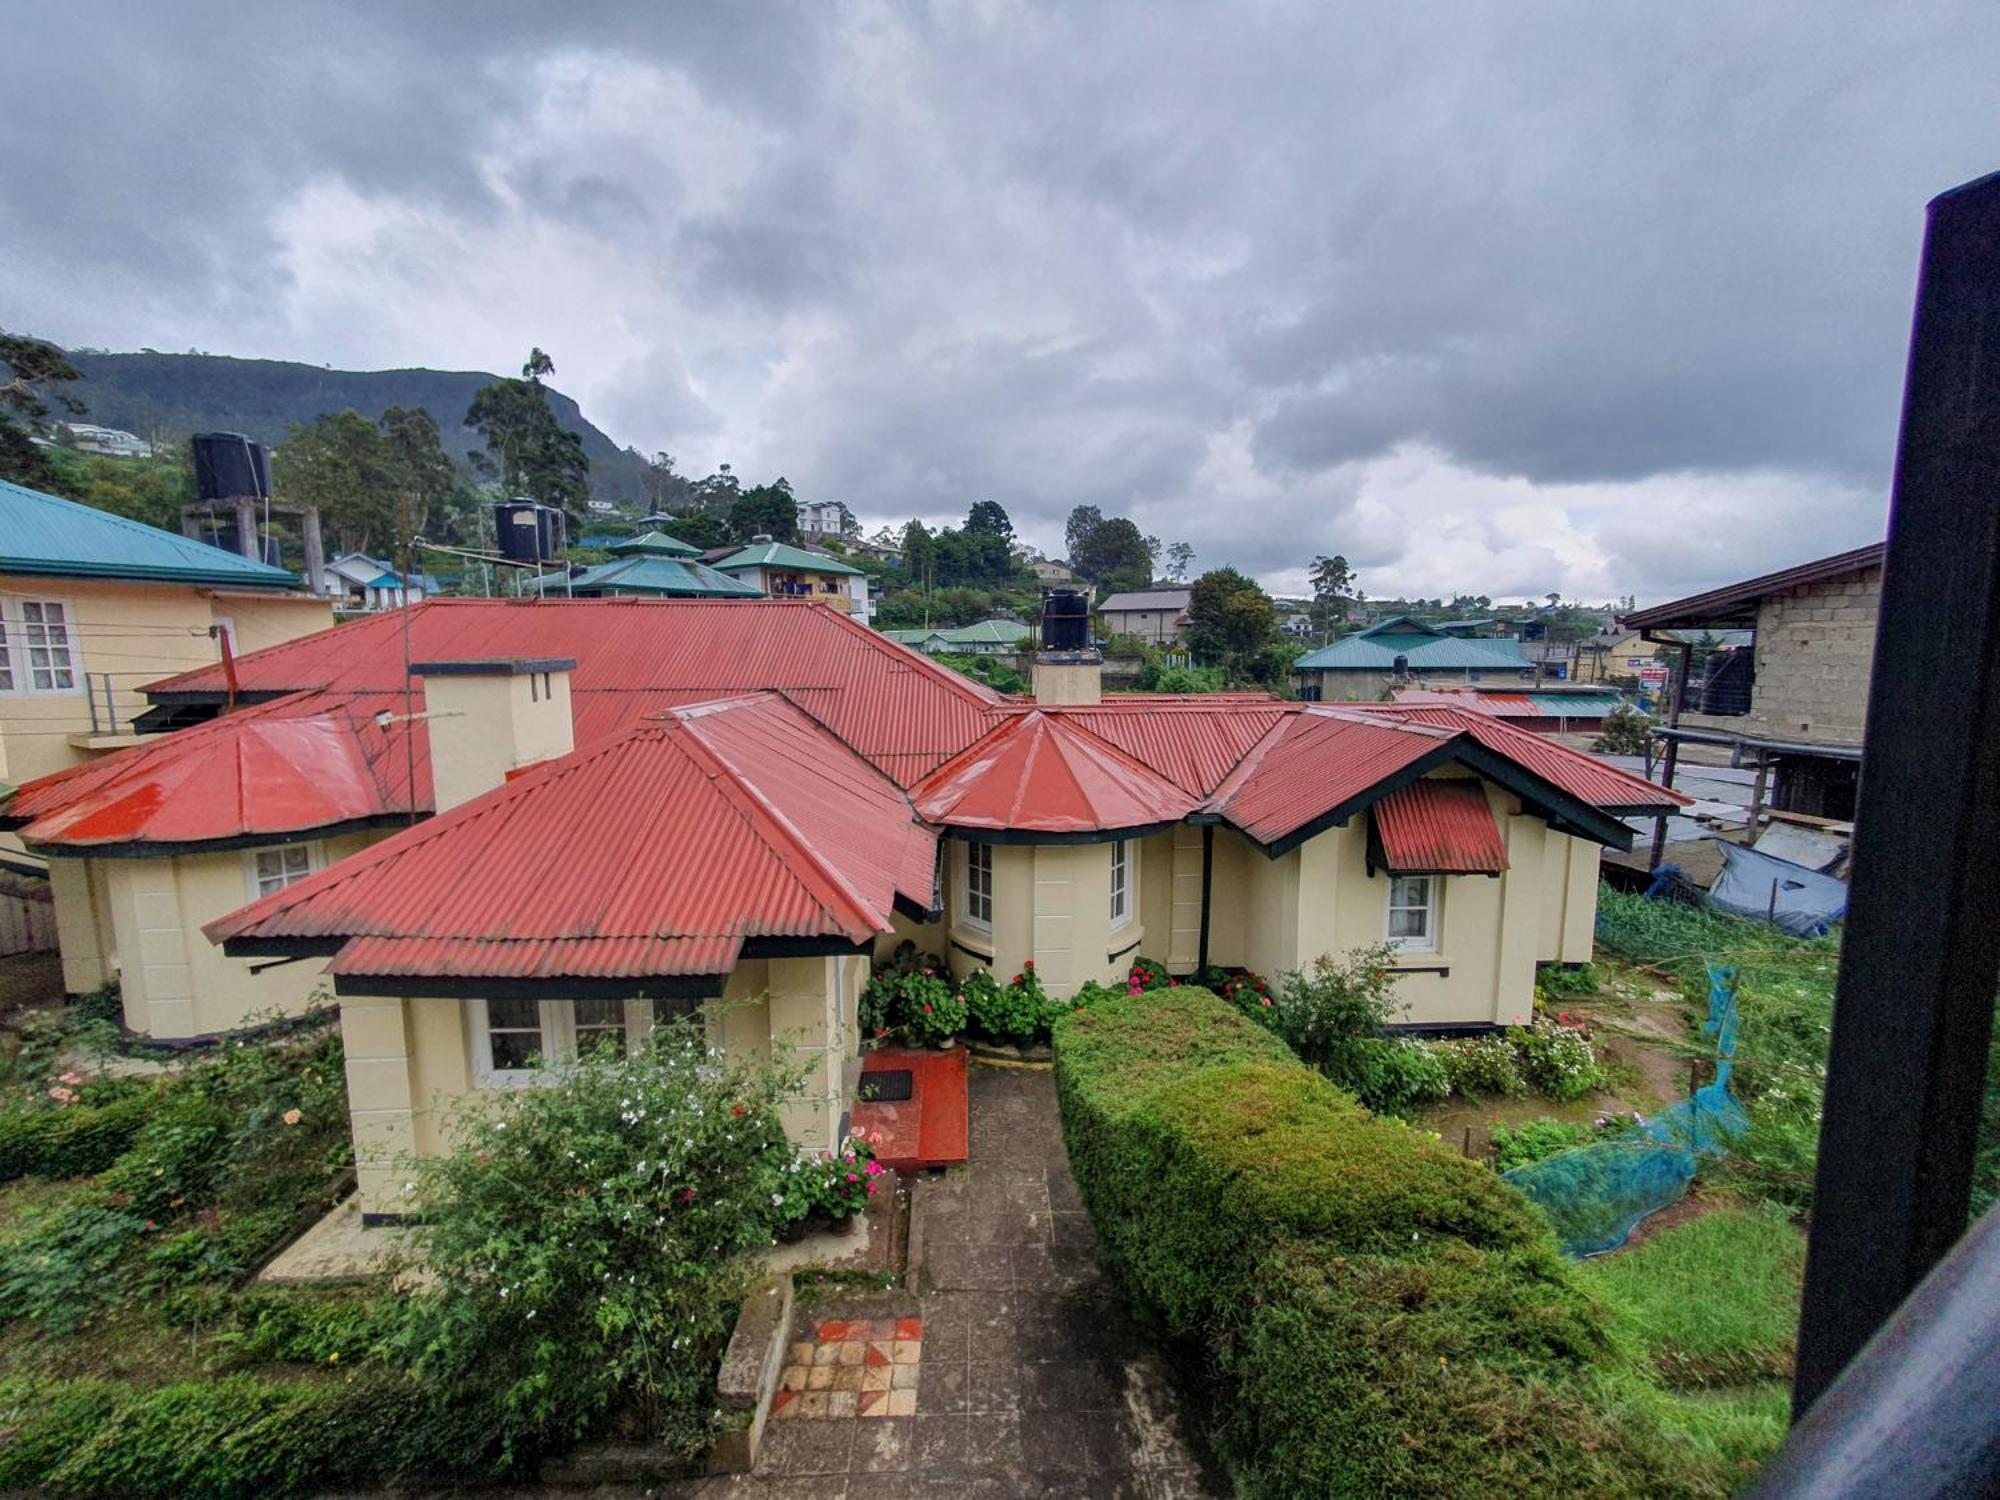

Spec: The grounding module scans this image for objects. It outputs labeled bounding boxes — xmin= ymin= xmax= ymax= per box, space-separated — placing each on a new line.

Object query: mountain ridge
xmin=55 ymin=349 xmax=649 ymax=503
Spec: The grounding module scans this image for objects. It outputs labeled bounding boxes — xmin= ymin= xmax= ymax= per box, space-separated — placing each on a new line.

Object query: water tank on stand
xmin=1041 ymin=589 xmax=1090 ymax=650
xmin=492 ymin=500 xmax=567 ymax=564
xmin=192 ymin=433 xmax=269 ymax=501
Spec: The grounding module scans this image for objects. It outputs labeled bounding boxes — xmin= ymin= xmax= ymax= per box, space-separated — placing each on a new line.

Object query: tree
xmin=634 ymin=449 xmax=693 ymax=513
xmin=662 ymin=511 xmax=731 ymax=549
xmin=0 ymin=332 xmax=84 ymax=491
xmin=1308 ymin=553 xmax=1356 ymax=641
xmin=463 ymin=348 xmax=591 ymax=520
xmin=931 ymin=526 xmax=1013 ymax=587
xmin=728 ymin=478 xmax=800 ymax=542
xmin=690 ymin=464 xmax=741 ymax=515
xmin=965 ymin=500 xmax=1014 ymax=542
xmin=1185 ymin=567 xmax=1282 ymax=683
xmin=1070 ymin=515 xmax=1153 ymax=593
xmin=1063 ymin=505 xmax=1105 ymax=563
xmin=1164 ymin=541 xmax=1196 ymax=582
xmin=274 ymin=406 xmax=458 ymax=558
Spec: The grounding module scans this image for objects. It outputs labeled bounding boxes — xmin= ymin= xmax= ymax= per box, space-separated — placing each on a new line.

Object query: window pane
xmin=650 ymin=996 xmax=696 ymax=1031
xmin=487 ymin=999 xmax=544 ymax=1069
xmin=1389 ymin=907 xmax=1428 ymax=939
xmin=574 ymin=998 xmax=627 ymax=1056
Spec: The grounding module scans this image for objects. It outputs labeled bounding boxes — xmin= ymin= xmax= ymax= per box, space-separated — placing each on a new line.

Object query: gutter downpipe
xmin=1197 ymin=824 xmax=1215 ymax=973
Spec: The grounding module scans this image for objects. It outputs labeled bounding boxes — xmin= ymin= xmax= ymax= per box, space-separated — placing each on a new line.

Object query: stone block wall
xmin=1682 ymin=565 xmax=1879 ymax=747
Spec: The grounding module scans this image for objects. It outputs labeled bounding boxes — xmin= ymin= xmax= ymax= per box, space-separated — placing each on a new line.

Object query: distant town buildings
xmin=796 ymin=500 xmax=849 ymax=539
xmin=58 ymin=423 xmax=152 ymax=458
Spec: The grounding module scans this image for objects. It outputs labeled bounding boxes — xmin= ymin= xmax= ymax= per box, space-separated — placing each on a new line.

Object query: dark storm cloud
xmin=2 ymin=0 xmax=1991 ymax=600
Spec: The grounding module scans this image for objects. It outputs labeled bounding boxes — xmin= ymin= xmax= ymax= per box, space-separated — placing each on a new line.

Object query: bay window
xmin=963 ymin=841 xmax=993 ymax=929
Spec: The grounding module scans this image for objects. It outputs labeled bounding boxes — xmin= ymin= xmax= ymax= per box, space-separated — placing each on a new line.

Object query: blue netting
xmin=1503 ymin=964 xmax=1749 ymax=1257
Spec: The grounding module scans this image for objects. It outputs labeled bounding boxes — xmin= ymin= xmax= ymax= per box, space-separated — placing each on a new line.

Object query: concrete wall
xmin=1303 ymin=667 xmax=1391 ymax=701
xmin=1679 ymin=565 xmax=1880 ymax=748
xmin=99 ymin=831 xmax=380 ymax=1037
xmin=0 ymin=574 xmax=330 ymax=784
xmin=346 ymin=958 xmax=850 ymax=1216
xmin=1099 ymin=609 xmax=1181 ymax=645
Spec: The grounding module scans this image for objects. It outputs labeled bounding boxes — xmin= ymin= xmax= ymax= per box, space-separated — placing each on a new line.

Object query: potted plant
xmin=813 ymin=1131 xmax=886 ymax=1234
xmin=900 ymin=973 xmax=966 ymax=1048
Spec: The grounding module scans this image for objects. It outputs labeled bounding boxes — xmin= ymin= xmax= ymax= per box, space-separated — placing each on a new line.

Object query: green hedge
xmin=0 ymin=1086 xmax=159 ymax=1184
xmin=1051 ymin=989 xmax=1710 ymax=1499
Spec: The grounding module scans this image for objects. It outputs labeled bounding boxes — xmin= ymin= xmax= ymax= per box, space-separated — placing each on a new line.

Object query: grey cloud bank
xmin=5 ymin=0 xmax=1993 ymax=603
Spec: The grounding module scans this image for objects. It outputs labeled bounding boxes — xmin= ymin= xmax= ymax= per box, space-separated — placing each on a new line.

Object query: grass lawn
xmin=1581 ymin=1200 xmax=1804 ymax=1482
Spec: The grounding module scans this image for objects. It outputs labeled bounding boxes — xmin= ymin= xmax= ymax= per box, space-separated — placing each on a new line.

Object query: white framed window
xmin=246 ymin=842 xmax=317 ymax=899
xmin=1108 ymin=839 xmax=1131 ymax=928
xmin=963 ymin=841 xmax=994 ymax=930
xmin=1386 ymin=874 xmax=1439 ymax=953
xmin=0 ymin=598 xmax=79 ymax=695
xmin=471 ymin=996 xmax=701 ymax=1085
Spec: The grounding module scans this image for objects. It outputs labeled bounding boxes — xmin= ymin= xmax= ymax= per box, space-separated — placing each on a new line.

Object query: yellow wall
xmin=0 ymin=574 xmax=330 ymax=784
xmin=345 ymin=958 xmax=852 ymax=1216
xmin=96 ymin=831 xmax=381 ymax=1037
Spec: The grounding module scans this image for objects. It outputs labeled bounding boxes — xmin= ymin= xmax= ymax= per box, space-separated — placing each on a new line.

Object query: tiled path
xmin=669 ymin=1063 xmax=1219 ymax=1498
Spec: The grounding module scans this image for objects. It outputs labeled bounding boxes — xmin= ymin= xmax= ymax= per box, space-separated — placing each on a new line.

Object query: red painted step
xmin=850 ymin=1045 xmax=969 ymax=1171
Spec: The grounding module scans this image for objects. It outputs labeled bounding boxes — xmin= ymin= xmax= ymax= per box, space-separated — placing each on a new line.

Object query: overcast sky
xmin=6 ymin=3 xmax=1994 ymax=604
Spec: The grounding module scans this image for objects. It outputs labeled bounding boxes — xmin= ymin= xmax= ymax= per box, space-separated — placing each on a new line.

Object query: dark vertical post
xmin=1197 ymin=824 xmax=1215 ymax=974
xmin=1793 ymin=170 xmax=2000 ymax=1417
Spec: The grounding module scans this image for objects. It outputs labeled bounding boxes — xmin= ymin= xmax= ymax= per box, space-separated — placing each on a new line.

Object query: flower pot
xmin=829 ymin=1212 xmax=861 ymax=1236
xmin=776 ymin=1216 xmax=810 ymax=1244
xmin=933 ymin=1036 xmax=957 ymax=1050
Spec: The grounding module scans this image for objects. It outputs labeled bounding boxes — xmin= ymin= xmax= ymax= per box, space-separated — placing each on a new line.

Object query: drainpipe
xmin=1197 ymin=824 xmax=1215 ymax=973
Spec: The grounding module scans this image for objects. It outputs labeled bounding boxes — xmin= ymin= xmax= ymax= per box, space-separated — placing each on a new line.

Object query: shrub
xmin=1051 ymin=987 xmax=1713 ymax=1499
xmin=1510 ymin=1018 xmax=1608 ymax=1102
xmin=0 ymin=1200 xmax=149 ymax=1330
xmin=1255 ymin=944 xmax=1404 ymax=1079
xmin=1436 ymin=1035 xmax=1529 ymax=1097
xmin=960 ymin=968 xmax=1037 ymax=1043
xmin=904 ymin=975 xmax=967 ymax=1043
xmin=1592 ymin=704 xmax=1656 ymax=756
xmin=1356 ymin=1038 xmax=1455 ymax=1116
xmin=0 ymin=1083 xmax=160 ymax=1184
xmin=803 ymin=1131 xmax=887 ymax=1223
xmin=1538 ymin=962 xmax=1601 ymax=1000
xmin=1490 ymin=1116 xmax=1600 ymax=1171
xmin=390 ymin=1020 xmax=800 ymax=1467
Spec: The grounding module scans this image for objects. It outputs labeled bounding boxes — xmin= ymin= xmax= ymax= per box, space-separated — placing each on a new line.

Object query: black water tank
xmin=1042 ymin=589 xmax=1090 ymax=650
xmin=493 ymin=500 xmax=566 ymax=564
xmin=192 ymin=433 xmax=269 ymax=501
xmin=1698 ymin=647 xmax=1756 ymax=716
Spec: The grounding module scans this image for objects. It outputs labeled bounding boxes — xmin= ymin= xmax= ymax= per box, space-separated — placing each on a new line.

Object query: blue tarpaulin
xmin=1707 ymin=840 xmax=1847 ymax=937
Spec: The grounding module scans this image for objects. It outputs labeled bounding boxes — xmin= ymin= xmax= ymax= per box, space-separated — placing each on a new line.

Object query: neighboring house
xmin=1389 ymin=686 xmax=1628 ymax=735
xmin=1623 ymin=543 xmax=1884 ymax=820
xmin=797 ymin=500 xmax=848 ymax=539
xmin=59 ymin=424 xmax=153 ymax=459
xmin=530 ymin=533 xmax=762 ymax=600
xmin=317 ymin=552 xmax=440 ymax=611
xmin=880 ymin=620 xmax=1031 ymax=655
xmin=1096 ymin=589 xmax=1191 ymax=646
xmin=1294 ymin=616 xmax=1535 ymax=701
xmin=1028 ymin=558 xmax=1082 ymax=588
xmin=1572 ymin=628 xmax=1662 ymax=684
xmin=710 ymin=540 xmax=871 ymax=619
xmin=0 ymin=478 xmax=332 ymax=793
xmin=161 ymin=609 xmax=1684 ymax=1218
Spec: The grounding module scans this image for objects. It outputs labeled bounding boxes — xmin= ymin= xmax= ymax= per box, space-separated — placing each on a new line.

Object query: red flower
xmin=923 ymin=1004 xmax=933 ymax=1013
xmin=1024 ymin=960 xmax=1035 ymax=969
xmin=731 ymin=1105 xmax=746 ymax=1117
xmin=680 ymin=1187 xmax=697 ymax=1204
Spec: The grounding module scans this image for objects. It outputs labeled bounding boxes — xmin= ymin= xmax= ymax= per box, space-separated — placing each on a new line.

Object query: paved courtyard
xmin=672 ymin=1063 xmax=1219 ymax=1498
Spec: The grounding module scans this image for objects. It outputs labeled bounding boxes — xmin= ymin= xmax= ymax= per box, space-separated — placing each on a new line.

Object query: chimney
xmin=410 ymin=657 xmax=577 ymax=812
xmin=1032 ymin=587 xmax=1102 ymax=704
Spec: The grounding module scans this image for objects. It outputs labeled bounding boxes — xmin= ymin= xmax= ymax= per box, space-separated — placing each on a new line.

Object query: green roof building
xmin=711 ymin=541 xmax=870 ymax=617
xmin=1295 ymin=616 xmax=1533 ymax=701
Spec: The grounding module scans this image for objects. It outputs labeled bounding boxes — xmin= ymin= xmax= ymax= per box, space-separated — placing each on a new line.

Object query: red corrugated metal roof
xmin=144 ymin=598 xmax=1002 ymax=787
xmin=1374 ymin=779 xmax=1508 ymax=873
xmin=1053 ymin=702 xmax=1295 ymax=795
xmin=912 ymin=710 xmax=1198 ymax=834
xmin=207 ymin=694 xmax=934 ymax=982
xmin=1346 ymin=703 xmax=1690 ymax=811
xmin=1202 ymin=710 xmax=1456 ymax=845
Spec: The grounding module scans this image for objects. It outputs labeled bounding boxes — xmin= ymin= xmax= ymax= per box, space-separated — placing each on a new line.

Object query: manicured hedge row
xmin=1051 ymin=989 xmax=1705 ymax=1499
xmin=0 ymin=1086 xmax=159 ymax=1184
xmin=0 ymin=1373 xmax=494 ymax=1499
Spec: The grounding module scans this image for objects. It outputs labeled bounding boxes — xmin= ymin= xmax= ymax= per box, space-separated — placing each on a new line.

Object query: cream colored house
xmin=0 ymin=478 xmax=332 ymax=790
xmin=201 ymin=633 xmax=1681 ymax=1218
xmin=709 ymin=539 xmax=871 ymax=619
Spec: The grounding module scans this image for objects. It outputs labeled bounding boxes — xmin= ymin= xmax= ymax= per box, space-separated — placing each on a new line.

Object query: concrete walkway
xmin=675 ymin=1063 xmax=1219 ymax=1498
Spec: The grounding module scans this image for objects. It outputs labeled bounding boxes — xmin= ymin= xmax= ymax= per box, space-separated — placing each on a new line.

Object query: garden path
xmin=667 ymin=1063 xmax=1220 ymax=1498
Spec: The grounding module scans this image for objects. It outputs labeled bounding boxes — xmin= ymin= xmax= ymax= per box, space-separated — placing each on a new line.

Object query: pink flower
xmin=866 ymin=1181 xmax=878 ymax=1196
xmin=680 ymin=1187 xmax=698 ymax=1203
xmin=281 ymin=1108 xmax=302 ymax=1126
xmin=865 ymin=1160 xmax=884 ymax=1176
xmin=47 ymin=1085 xmax=75 ymax=1105
xmin=57 ymin=1071 xmax=83 ymax=1086
xmin=846 ymin=1172 xmax=859 ymax=1183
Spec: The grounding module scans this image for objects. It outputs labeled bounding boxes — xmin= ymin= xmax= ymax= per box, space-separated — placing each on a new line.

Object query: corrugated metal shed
xmin=207 ymin=694 xmax=934 ymax=982
xmin=912 ymin=711 xmax=1197 ymax=834
xmin=0 ymin=477 xmax=300 ymax=587
xmin=1373 ymin=780 xmax=1509 ymax=873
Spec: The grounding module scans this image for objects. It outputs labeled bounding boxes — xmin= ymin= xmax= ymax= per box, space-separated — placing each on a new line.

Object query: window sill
xmin=1107 ymin=926 xmax=1144 ymax=963
xmin=949 ymin=925 xmax=994 ymax=960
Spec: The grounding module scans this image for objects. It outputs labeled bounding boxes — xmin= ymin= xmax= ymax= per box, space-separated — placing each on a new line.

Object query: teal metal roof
xmin=1295 ymin=616 xmax=1531 ymax=672
xmin=1527 ymin=692 xmax=1625 ymax=716
xmin=711 ymin=541 xmax=866 ymax=576
xmin=942 ymin=620 xmax=1030 ymax=647
xmin=609 ymin=531 xmax=702 ymax=558
xmin=0 ymin=478 xmax=300 ymax=588
xmin=529 ymin=554 xmax=763 ymax=599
